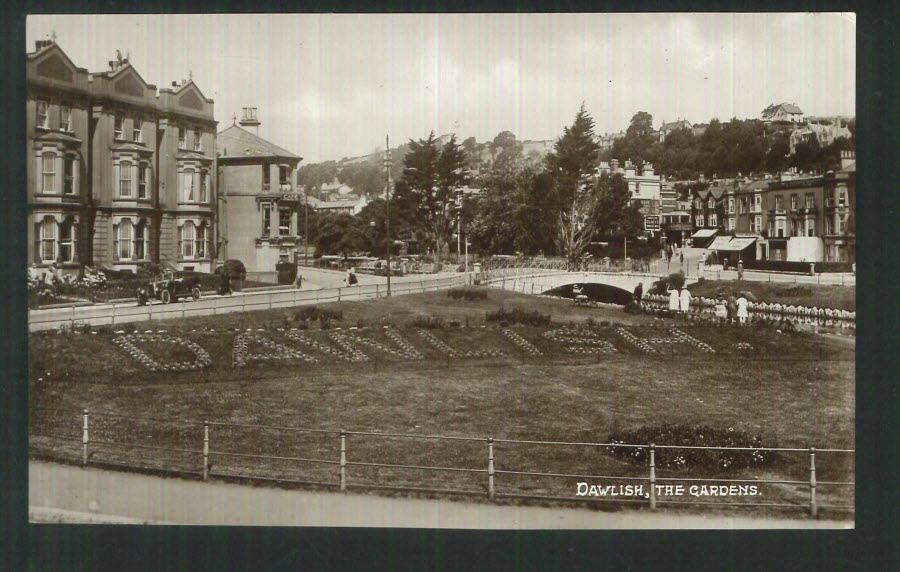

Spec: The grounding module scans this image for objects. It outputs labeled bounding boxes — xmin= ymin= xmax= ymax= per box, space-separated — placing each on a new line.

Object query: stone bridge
xmin=482 ymin=269 xmax=697 ymax=297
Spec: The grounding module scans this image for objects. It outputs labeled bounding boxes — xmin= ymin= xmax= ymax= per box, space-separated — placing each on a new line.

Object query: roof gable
xmin=174 ymin=80 xmax=211 ymax=107
xmin=36 ymin=50 xmax=75 ymax=83
xmin=217 ymin=124 xmax=301 ymax=160
xmin=108 ymin=65 xmax=153 ymax=97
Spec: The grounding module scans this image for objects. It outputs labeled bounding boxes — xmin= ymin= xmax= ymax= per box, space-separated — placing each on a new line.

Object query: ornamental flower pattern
xmin=542 ymin=326 xmax=618 ymax=354
xmin=325 ymin=332 xmax=370 ymax=362
xmin=416 ymin=330 xmax=505 ymax=359
xmin=285 ymin=331 xmax=360 ymax=362
xmin=113 ymin=333 xmax=212 ymax=372
xmin=502 ymin=329 xmax=543 ymax=355
xmin=338 ymin=328 xmax=424 ymax=361
xmin=232 ymin=332 xmax=317 ymax=368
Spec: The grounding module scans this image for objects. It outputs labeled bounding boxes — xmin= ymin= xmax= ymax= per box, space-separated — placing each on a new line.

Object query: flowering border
xmin=285 ymin=331 xmax=362 ymax=362
xmin=502 ymin=329 xmax=543 ymax=356
xmin=232 ymin=332 xmax=317 ymax=368
xmin=113 ymin=333 xmax=212 ymax=372
xmin=417 ymin=329 xmax=505 ymax=358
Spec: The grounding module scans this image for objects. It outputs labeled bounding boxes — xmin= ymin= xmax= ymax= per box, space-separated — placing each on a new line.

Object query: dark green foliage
xmin=485 ymin=307 xmax=551 ymax=327
xmin=447 ymin=287 xmax=488 ymax=301
xmin=606 ymin=423 xmax=776 ymax=471
xmin=410 ymin=315 xmax=444 ymax=329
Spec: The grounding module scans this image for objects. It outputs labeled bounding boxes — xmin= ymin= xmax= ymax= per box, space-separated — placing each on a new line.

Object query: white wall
xmin=786 ymin=237 xmax=825 ymax=262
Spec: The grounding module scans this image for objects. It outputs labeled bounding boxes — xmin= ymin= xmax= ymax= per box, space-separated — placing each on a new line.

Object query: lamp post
xmin=383 ymin=135 xmax=392 ymax=297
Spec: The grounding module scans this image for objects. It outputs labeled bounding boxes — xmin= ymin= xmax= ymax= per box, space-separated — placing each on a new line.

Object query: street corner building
xmin=26 ymin=40 xmax=218 ymax=276
xmin=216 ymin=109 xmax=303 ymax=277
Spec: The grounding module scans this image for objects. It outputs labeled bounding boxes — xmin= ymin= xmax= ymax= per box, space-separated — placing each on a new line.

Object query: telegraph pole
xmin=384 ymin=135 xmax=392 ymax=297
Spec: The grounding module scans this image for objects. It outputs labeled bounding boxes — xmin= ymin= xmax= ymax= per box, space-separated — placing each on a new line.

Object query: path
xmin=29 ymin=461 xmax=851 ymax=529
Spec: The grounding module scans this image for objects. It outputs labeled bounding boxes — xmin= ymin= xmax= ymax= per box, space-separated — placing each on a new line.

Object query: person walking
xmin=346 ymin=267 xmax=358 ymax=286
xmin=715 ymin=298 xmax=728 ymax=323
xmin=679 ymin=286 xmax=692 ymax=314
xmin=737 ymin=259 xmax=744 ymax=281
xmin=668 ymin=284 xmax=680 ymax=314
xmin=680 ymin=251 xmax=684 ymax=266
xmin=633 ymin=282 xmax=644 ymax=308
xmin=736 ymin=294 xmax=749 ymax=326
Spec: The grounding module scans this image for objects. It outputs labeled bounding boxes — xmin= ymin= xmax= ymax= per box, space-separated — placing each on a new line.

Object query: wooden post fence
xmin=82 ymin=409 xmax=89 ymax=466
xmin=487 ymin=438 xmax=495 ymax=500
xmin=203 ymin=421 xmax=209 ymax=481
xmin=809 ymin=447 xmax=817 ymax=517
xmin=649 ymin=443 xmax=657 ymax=510
xmin=340 ymin=430 xmax=347 ymax=491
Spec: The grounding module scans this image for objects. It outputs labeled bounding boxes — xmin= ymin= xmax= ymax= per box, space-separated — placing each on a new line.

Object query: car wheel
xmin=192 ymin=287 xmax=201 ymax=301
xmin=161 ymin=289 xmax=172 ymax=304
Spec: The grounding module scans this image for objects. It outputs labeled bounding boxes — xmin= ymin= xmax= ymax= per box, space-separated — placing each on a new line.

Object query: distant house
xmin=598 ymin=131 xmax=625 ymax=150
xmin=658 ymin=119 xmax=693 ymax=142
xmin=761 ymin=103 xmax=804 ymax=124
xmin=691 ymin=123 xmax=708 ymax=137
xmin=313 ymin=196 xmax=369 ymax=216
xmin=789 ymin=120 xmax=852 ymax=154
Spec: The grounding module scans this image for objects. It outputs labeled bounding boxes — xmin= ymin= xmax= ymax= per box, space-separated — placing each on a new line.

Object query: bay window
xmin=138 ymin=164 xmax=148 ymax=199
xmin=41 ymin=217 xmax=57 ymax=262
xmin=193 ymin=128 xmax=202 ymax=152
xmin=183 ymin=169 xmax=195 ymax=202
xmin=116 ymin=219 xmax=133 ymax=260
xmin=119 ymin=160 xmax=133 ymax=197
xmin=64 ymin=155 xmax=75 ymax=195
xmin=200 ymin=170 xmax=208 ymax=203
xmin=180 ymin=221 xmax=196 ymax=259
xmin=36 ymin=100 xmax=49 ymax=129
xmin=134 ymin=221 xmax=147 ymax=260
xmin=196 ymin=224 xmax=207 ymax=258
xmin=60 ymin=104 xmax=71 ymax=132
xmin=114 ymin=114 xmax=124 ymax=139
xmin=59 ymin=219 xmax=74 ymax=263
xmin=42 ymin=151 xmax=56 ymax=193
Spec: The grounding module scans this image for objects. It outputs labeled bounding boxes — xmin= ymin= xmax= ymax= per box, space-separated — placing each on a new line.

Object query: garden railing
xmin=30 ymin=406 xmax=854 ymax=519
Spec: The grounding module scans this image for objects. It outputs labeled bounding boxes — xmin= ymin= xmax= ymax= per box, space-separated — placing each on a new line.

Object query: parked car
xmin=137 ymin=271 xmax=202 ymax=305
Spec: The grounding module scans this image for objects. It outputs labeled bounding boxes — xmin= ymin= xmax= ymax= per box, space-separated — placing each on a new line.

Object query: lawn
xmin=687 ymin=280 xmax=856 ymax=311
xmin=28 ymin=288 xmax=855 ymax=518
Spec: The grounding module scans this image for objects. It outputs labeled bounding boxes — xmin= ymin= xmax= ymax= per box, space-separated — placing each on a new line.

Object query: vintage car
xmin=137 ymin=271 xmax=202 ymax=305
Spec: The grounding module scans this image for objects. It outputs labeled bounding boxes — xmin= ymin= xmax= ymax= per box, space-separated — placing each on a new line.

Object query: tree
xmin=612 ymin=111 xmax=656 ymax=169
xmin=298 ymin=161 xmax=338 ymax=198
xmin=337 ymin=161 xmax=382 ymax=199
xmin=357 ymin=198 xmax=406 ymax=257
xmin=314 ymin=213 xmax=367 ymax=257
xmin=394 ymin=132 xmax=469 ymax=268
xmin=593 ymin=172 xmax=632 ymax=238
xmin=546 ymin=103 xmax=602 ymax=262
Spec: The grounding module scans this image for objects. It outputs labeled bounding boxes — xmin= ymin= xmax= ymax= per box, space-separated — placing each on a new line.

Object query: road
xmin=29 ymin=461 xmax=852 ymax=529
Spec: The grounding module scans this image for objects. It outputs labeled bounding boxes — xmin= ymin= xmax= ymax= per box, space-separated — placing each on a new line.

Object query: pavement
xmin=29 ymin=461 xmax=852 ymax=529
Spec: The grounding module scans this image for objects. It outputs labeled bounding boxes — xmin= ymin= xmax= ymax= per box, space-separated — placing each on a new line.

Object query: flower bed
xmin=606 ymin=423 xmax=776 ymax=471
xmin=112 ymin=333 xmax=212 ymax=373
xmin=325 ymin=331 xmax=371 ymax=362
xmin=502 ymin=329 xmax=543 ymax=355
xmin=416 ymin=329 xmax=505 ymax=359
xmin=232 ymin=332 xmax=317 ymax=368
xmin=336 ymin=328 xmax=424 ymax=361
xmin=285 ymin=331 xmax=362 ymax=362
xmin=542 ymin=326 xmax=618 ymax=354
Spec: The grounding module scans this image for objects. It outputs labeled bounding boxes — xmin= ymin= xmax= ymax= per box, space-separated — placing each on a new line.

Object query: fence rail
xmin=701 ymin=266 xmax=856 ymax=286
xmin=29 ymin=407 xmax=854 ymax=518
xmin=29 ymin=275 xmax=468 ymax=332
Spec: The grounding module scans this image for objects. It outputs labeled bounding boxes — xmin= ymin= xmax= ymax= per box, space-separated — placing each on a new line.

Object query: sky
xmin=27 ymin=13 xmax=856 ymax=164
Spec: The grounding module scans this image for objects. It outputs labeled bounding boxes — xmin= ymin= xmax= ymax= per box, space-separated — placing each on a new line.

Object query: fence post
xmin=338 ymin=289 xmax=342 ymax=302
xmin=111 ymin=303 xmax=116 ymax=325
xmin=648 ymin=443 xmax=657 ymax=511
xmin=487 ymin=438 xmax=495 ymax=500
xmin=203 ymin=421 xmax=209 ymax=481
xmin=82 ymin=409 xmax=89 ymax=466
xmin=809 ymin=447 xmax=817 ymax=518
xmin=340 ymin=430 xmax=347 ymax=491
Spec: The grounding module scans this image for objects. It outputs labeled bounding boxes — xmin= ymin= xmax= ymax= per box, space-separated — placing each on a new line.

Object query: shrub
xmin=410 ymin=315 xmax=444 ymax=329
xmin=606 ymin=423 xmax=776 ymax=472
xmin=215 ymin=259 xmax=247 ymax=281
xmin=448 ymin=319 xmax=461 ymax=327
xmin=276 ymin=261 xmax=298 ymax=285
xmin=447 ymin=287 xmax=488 ymax=301
xmin=486 ymin=307 xmax=551 ymax=327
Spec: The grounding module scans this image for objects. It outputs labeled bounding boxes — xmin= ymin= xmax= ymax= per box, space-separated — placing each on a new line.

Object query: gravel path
xmin=29 ymin=461 xmax=851 ymax=529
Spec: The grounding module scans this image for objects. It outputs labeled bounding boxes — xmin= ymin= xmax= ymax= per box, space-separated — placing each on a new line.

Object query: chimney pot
xmin=172 ymin=81 xmax=178 ymax=87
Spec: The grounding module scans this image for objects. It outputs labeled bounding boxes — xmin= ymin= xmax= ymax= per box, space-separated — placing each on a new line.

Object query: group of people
xmin=661 ymin=244 xmax=683 ymax=265
xmin=712 ymin=293 xmax=751 ymax=325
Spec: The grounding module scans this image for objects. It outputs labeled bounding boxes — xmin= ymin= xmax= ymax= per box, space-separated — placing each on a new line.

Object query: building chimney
xmin=610 ymin=158 xmax=619 ymax=171
xmin=172 ymin=81 xmax=178 ymax=87
xmin=240 ymin=107 xmax=261 ymax=136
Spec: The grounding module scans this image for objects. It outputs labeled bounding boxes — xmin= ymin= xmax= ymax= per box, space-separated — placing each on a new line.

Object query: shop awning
xmin=707 ymin=236 xmax=734 ymax=250
xmin=691 ymin=229 xmax=718 ymax=239
xmin=711 ymin=236 xmax=758 ymax=251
